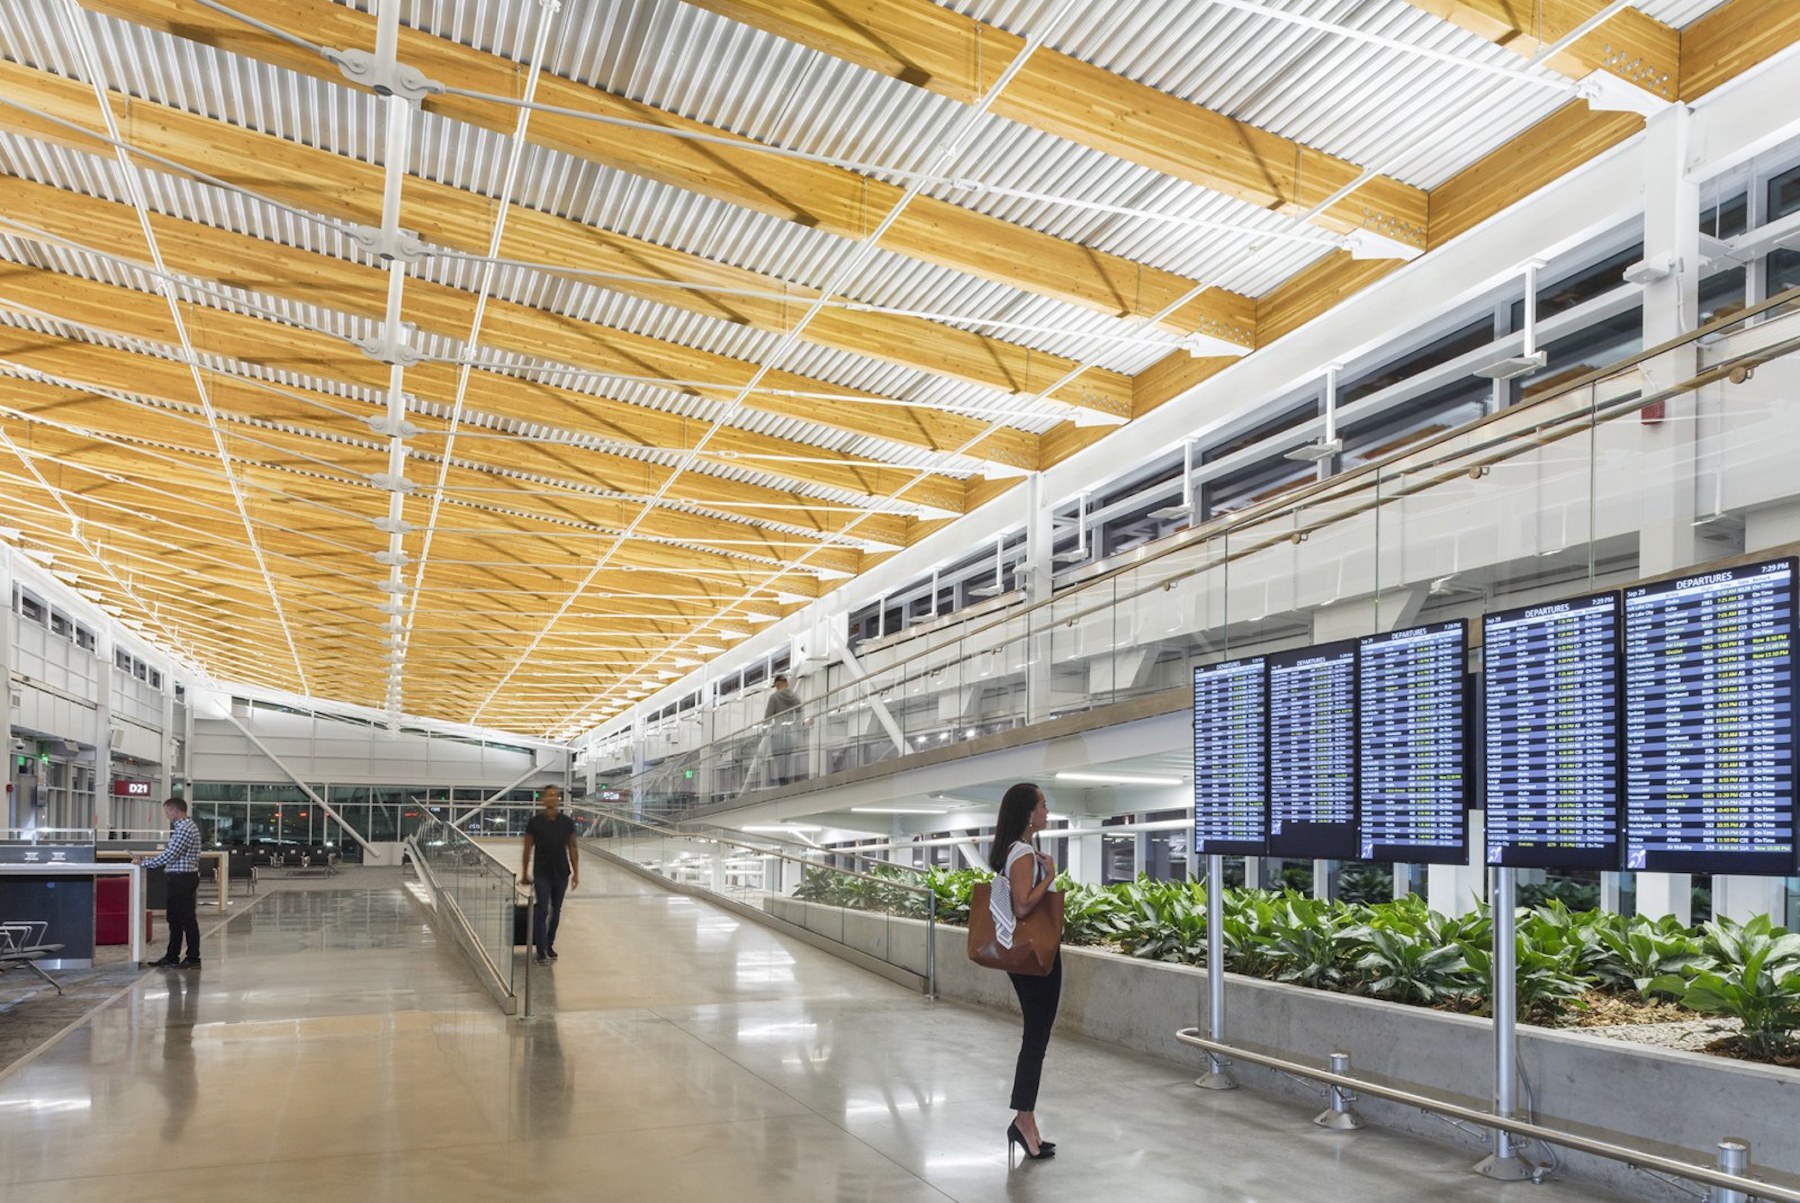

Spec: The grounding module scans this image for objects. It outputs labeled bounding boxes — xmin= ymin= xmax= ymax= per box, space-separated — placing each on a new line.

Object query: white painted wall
xmin=189 ymin=707 xmax=549 ymax=788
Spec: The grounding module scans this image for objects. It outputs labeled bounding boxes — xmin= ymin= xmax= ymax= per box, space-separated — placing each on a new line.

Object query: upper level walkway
xmin=0 ymin=861 xmax=1623 ymax=1202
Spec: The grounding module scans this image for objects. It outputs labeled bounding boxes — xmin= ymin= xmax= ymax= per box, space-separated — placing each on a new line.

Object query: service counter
xmin=0 ymin=861 xmax=145 ymax=967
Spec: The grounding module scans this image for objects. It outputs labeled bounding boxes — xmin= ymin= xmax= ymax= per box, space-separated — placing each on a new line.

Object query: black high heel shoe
xmin=1007 ymin=1121 xmax=1055 ymax=1165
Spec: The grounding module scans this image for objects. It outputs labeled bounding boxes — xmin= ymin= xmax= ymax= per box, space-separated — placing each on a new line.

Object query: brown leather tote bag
xmin=967 ymin=881 xmax=1064 ymax=976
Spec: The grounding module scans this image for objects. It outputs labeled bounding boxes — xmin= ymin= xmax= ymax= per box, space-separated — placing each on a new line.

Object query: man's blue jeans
xmin=532 ymin=872 xmax=568 ymax=957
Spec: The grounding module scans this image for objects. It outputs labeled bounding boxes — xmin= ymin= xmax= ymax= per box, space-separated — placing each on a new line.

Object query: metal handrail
xmin=1174 ymin=1029 xmax=1799 ymax=1202
xmin=590 ymin=284 xmax=1800 ymax=777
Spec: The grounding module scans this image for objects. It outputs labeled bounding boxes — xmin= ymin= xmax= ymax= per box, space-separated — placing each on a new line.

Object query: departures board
xmin=1483 ymin=593 xmax=1621 ymax=869
xmin=1192 ymin=656 xmax=1267 ymax=854
xmin=1357 ymin=621 xmax=1469 ymax=864
xmin=1623 ymin=558 xmax=1799 ymax=876
xmin=1267 ymin=640 xmax=1359 ymax=859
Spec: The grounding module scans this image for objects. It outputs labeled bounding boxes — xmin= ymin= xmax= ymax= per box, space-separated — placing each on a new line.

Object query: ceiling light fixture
xmin=1053 ymin=771 xmax=1185 ymax=787
xmin=850 ymin=806 xmax=952 ymax=815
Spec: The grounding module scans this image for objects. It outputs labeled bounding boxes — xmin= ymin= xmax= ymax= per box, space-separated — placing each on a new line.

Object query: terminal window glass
xmin=1700 ymin=192 xmax=1748 ymax=240
xmin=1700 ymin=266 xmax=1748 ymax=325
xmin=1769 ymin=164 xmax=1800 ymax=221
xmin=1338 ymin=379 xmax=1489 ymax=471
xmin=1770 ymin=250 xmax=1800 ymax=298
xmin=1343 ymin=318 xmax=1493 ymax=406
xmin=1510 ymin=244 xmax=1642 ymax=326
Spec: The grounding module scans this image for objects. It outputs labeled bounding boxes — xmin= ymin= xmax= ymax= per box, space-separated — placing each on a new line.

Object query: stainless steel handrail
xmin=1174 ymin=1029 xmax=1799 ymax=1202
xmin=595 ymin=286 xmax=1800 ymax=781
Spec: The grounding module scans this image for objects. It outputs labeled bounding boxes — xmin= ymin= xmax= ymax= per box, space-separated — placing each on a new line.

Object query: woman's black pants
xmin=1006 ymin=953 xmax=1062 ymax=1111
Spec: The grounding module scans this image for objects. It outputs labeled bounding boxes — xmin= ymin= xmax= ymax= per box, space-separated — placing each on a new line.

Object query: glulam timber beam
xmin=683 ymin=0 xmax=1428 ymax=247
xmin=75 ymin=0 xmax=1255 ymax=346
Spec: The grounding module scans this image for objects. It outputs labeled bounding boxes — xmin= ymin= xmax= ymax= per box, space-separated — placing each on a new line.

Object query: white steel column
xmin=1025 ymin=474 xmax=1055 ymax=724
xmin=1428 ymin=810 xmax=1487 ymax=917
xmin=93 ymin=631 xmax=113 ymax=833
xmin=156 ymin=683 xmax=175 ymax=804
xmin=1063 ymin=816 xmax=1103 ymax=885
xmin=1630 ymin=103 xmax=1703 ymax=926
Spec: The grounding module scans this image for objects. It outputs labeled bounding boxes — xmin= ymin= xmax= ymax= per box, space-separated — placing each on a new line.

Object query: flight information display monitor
xmin=1624 ymin=558 xmax=1799 ymax=876
xmin=1483 ymin=592 xmax=1621 ymax=869
xmin=1267 ymin=640 xmax=1359 ymax=859
xmin=1192 ymin=656 xmax=1267 ymax=855
xmin=1357 ymin=621 xmax=1469 ymax=864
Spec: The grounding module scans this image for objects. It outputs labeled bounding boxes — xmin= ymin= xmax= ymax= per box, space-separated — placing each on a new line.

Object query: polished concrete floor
xmin=0 ymin=861 xmax=1625 ymax=1202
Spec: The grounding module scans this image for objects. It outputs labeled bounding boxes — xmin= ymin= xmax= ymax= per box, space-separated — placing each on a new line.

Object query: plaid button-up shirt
xmin=142 ymin=817 xmax=201 ymax=874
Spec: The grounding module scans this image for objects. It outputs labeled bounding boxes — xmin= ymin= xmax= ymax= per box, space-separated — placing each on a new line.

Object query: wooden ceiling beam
xmin=0 ymin=255 xmax=938 ymax=540
xmin=0 ymin=97 xmax=1038 ymax=474
xmin=1125 ymin=3 xmax=1796 ymax=454
xmin=682 ymin=0 xmax=1428 ymax=246
xmin=0 ymin=358 xmax=877 ymax=579
xmin=1680 ymin=0 xmax=1800 ymax=100
xmin=71 ymin=0 xmax=1136 ymax=420
xmin=76 ymin=0 xmax=1254 ymax=345
xmin=0 ymin=174 xmax=975 ymax=515
xmin=1405 ymin=0 xmax=1678 ymax=95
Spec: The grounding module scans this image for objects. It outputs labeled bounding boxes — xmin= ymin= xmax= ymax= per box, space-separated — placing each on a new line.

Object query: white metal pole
xmin=1476 ymin=864 xmax=1535 ymax=1180
xmin=1196 ymin=852 xmax=1237 ymax=1090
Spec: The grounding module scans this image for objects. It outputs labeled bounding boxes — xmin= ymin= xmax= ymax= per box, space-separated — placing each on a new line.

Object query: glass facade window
xmin=1343 ymin=318 xmax=1494 ymax=407
xmin=1509 ymin=244 xmax=1643 ymax=327
xmin=1769 ymin=163 xmax=1800 ymax=221
xmin=1204 ymin=457 xmax=1316 ymax=519
xmin=1770 ymin=249 xmax=1800 ymax=297
xmin=1701 ymin=191 xmax=1748 ymax=239
xmin=1700 ymin=266 xmax=1749 ymax=324
xmin=1514 ymin=307 xmax=1643 ymax=403
xmin=1339 ymin=379 xmax=1490 ymax=471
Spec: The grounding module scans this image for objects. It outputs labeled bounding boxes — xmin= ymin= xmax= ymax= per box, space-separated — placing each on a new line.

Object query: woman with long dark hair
xmin=987 ymin=781 xmax=1060 ymax=1163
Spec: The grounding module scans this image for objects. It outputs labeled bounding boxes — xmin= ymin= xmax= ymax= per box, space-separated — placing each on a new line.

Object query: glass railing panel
xmin=1044 ymin=579 xmax=1106 ymax=718
xmin=580 ymin=806 xmax=936 ymax=981
xmin=412 ymin=818 xmax=516 ymax=996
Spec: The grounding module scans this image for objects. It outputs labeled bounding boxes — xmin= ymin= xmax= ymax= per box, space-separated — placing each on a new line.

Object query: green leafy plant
xmin=1650 ymin=916 xmax=1800 ymax=1059
xmin=1350 ymin=923 xmax=1475 ymax=1005
xmin=1219 ymin=889 xmax=1288 ymax=977
xmin=789 ymin=863 xmax=1800 ymax=1064
xmin=1059 ymin=879 xmax=1133 ymax=947
xmin=1592 ymin=915 xmax=1710 ymax=996
xmin=1460 ymin=931 xmax=1589 ymax=1022
xmin=1518 ymin=877 xmax=1602 ymax=912
xmin=1266 ymin=894 xmax=1357 ymax=990
xmin=1334 ymin=865 xmax=1394 ymax=905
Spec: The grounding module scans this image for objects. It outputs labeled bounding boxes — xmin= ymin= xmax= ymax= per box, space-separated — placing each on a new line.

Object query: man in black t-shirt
xmin=522 ymin=786 xmax=579 ymax=965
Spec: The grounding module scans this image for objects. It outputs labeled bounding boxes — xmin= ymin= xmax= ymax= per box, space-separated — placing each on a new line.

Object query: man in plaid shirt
xmin=139 ymin=797 xmax=203 ymax=969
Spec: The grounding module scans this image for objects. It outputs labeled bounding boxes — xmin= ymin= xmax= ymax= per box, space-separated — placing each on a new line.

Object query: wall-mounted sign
xmin=112 ymin=779 xmax=152 ymax=797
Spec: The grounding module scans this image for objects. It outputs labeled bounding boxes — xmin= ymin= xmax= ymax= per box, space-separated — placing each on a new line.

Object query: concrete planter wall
xmin=764 ymin=896 xmax=1800 ymax=1202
